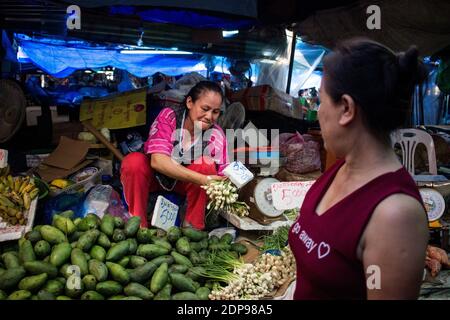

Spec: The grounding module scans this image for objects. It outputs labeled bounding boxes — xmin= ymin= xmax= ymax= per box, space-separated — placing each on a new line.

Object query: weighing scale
xmin=239 ymin=177 xmax=286 ymax=225
xmin=235 ymin=146 xmax=285 ymax=225
xmin=420 ymin=188 xmax=445 ymax=222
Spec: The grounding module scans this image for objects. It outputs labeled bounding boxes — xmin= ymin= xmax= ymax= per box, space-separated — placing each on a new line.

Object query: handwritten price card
xmin=151 ymin=196 xmax=179 ymax=231
xmin=0 ymin=149 xmax=8 ymax=168
xmin=271 ymin=180 xmax=315 ymax=210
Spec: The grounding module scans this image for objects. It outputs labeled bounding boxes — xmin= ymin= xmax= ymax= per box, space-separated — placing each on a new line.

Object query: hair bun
xmin=397 ymin=46 xmax=418 ymax=70
xmin=397 ymin=46 xmax=427 ymax=85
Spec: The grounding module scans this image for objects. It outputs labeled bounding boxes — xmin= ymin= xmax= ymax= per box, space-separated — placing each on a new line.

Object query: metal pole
xmin=285 ymin=30 xmax=296 ymax=94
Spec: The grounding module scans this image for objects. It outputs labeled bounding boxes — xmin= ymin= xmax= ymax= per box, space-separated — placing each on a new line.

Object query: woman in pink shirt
xmin=121 ymin=81 xmax=229 ymax=229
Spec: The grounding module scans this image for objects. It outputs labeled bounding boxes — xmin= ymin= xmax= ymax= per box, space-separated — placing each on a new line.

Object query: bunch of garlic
xmin=209 ymin=247 xmax=296 ymax=300
xmin=254 ymin=247 xmax=296 ymax=287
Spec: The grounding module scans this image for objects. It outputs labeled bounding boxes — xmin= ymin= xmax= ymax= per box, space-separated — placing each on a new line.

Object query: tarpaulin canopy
xmin=109 ymin=6 xmax=255 ymax=29
xmin=63 ymin=0 xmax=258 ymax=18
xmin=16 ymin=35 xmax=205 ymax=78
xmin=295 ymin=0 xmax=450 ymax=56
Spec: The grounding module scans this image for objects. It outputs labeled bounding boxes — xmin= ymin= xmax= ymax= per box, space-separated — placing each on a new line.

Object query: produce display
xmin=209 ymin=247 xmax=296 ymax=300
xmin=258 ymin=226 xmax=290 ymax=253
xmin=0 ymin=212 xmax=252 ymax=300
xmin=202 ymin=180 xmax=250 ymax=217
xmin=0 ymin=175 xmax=39 ymax=226
xmin=425 ymin=245 xmax=450 ymax=277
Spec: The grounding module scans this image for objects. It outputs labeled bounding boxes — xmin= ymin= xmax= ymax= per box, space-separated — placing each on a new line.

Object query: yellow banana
xmin=29 ymin=188 xmax=39 ymax=200
xmin=0 ymin=176 xmax=6 ymax=188
xmin=18 ymin=177 xmax=30 ymax=194
xmin=10 ymin=191 xmax=23 ymax=207
xmin=7 ymin=175 xmax=14 ymax=189
xmin=0 ymin=194 xmax=15 ymax=208
xmin=23 ymin=192 xmax=31 ymax=210
xmin=0 ymin=166 xmax=9 ymax=177
xmin=7 ymin=207 xmax=20 ymax=217
xmin=22 ymin=182 xmax=36 ymax=194
xmin=14 ymin=178 xmax=22 ymax=193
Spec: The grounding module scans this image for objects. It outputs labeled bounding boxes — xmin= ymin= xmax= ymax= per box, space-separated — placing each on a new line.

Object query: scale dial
xmin=420 ymin=188 xmax=445 ymax=222
xmin=253 ymin=177 xmax=284 ymax=218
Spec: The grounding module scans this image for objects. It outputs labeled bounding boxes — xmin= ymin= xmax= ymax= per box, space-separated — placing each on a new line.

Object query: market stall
xmin=0 ymin=0 xmax=449 ymax=302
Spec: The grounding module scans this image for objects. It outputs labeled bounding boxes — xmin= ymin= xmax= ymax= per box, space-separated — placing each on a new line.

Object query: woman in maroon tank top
xmin=289 ymin=38 xmax=429 ymax=300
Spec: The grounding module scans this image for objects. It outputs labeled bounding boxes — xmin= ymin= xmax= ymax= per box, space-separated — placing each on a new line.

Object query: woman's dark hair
xmin=183 ymin=80 xmax=224 ymax=106
xmin=322 ymin=38 xmax=428 ymax=144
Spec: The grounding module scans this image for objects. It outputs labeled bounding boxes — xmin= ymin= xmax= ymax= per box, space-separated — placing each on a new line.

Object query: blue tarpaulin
xmin=109 ymin=6 xmax=255 ymax=29
xmin=16 ymin=34 xmax=205 ymax=78
xmin=65 ymin=0 xmax=258 ymax=18
xmin=2 ymin=30 xmax=17 ymax=63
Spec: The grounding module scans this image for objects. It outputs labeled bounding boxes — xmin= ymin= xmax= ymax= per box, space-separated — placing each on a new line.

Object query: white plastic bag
xmin=83 ymin=185 xmax=112 ymax=218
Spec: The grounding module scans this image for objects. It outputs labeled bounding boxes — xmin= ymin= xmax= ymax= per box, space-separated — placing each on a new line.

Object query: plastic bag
xmin=82 ymin=185 xmax=111 ymax=218
xmin=217 ymin=102 xmax=246 ymax=130
xmin=279 ymin=132 xmax=321 ymax=174
xmin=82 ymin=185 xmax=130 ymax=221
xmin=108 ymin=188 xmax=131 ymax=221
xmin=43 ymin=192 xmax=85 ymax=224
xmin=172 ymin=72 xmax=206 ymax=90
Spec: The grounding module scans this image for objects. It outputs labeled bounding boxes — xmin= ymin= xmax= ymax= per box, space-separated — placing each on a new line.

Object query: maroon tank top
xmin=288 ymin=159 xmax=424 ymax=300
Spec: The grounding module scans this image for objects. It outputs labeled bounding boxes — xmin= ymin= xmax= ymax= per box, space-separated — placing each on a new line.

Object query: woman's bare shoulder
xmin=361 ymin=193 xmax=428 ymax=254
xmin=371 ymin=194 xmax=427 ymax=228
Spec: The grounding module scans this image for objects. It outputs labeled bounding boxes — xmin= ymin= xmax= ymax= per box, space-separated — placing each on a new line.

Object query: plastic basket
xmin=50 ymin=168 xmax=103 ymax=197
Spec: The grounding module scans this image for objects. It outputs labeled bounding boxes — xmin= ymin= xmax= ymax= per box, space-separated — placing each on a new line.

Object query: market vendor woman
xmin=121 ymin=81 xmax=228 ymax=229
xmin=289 ymin=38 xmax=429 ymax=299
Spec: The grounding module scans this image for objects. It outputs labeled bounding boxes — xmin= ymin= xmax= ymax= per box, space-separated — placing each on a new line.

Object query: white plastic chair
xmin=391 ymin=128 xmax=438 ymax=175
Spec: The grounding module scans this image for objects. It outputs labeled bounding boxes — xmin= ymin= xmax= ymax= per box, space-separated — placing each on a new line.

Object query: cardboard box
xmin=35 ymin=136 xmax=92 ymax=183
xmin=229 ymin=85 xmax=303 ymax=120
xmin=52 ymin=122 xmax=85 ymax=145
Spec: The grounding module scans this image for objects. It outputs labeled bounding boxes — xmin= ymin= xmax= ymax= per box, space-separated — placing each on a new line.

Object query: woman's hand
xmin=202 ymin=174 xmax=226 ymax=186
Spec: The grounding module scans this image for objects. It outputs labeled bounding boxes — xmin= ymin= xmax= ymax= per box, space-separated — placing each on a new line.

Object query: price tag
xmin=0 ymin=149 xmax=8 ymax=168
xmin=271 ymin=181 xmax=315 ymax=210
xmin=223 ymin=161 xmax=254 ymax=188
xmin=151 ymin=196 xmax=179 ymax=231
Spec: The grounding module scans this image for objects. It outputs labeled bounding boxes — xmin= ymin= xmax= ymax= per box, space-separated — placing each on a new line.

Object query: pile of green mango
xmin=0 ymin=210 xmax=247 ymax=300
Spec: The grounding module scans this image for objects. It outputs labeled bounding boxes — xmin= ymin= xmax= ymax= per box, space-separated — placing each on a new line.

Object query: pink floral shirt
xmin=144 ymin=108 xmax=229 ymax=175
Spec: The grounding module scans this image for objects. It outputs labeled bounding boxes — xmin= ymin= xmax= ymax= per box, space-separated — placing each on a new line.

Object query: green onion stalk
xmin=201 ymin=180 xmax=250 ymax=218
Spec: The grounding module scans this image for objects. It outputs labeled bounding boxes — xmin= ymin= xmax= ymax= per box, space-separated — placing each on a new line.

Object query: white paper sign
xmin=271 ymin=181 xmax=315 ymax=210
xmin=151 ymin=195 xmax=179 ymax=231
xmin=0 ymin=149 xmax=8 ymax=168
xmin=223 ymin=161 xmax=254 ymax=188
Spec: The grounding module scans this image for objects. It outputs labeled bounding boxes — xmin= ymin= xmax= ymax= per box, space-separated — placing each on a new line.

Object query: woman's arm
xmin=151 ymin=153 xmax=223 ymax=186
xmin=360 ymin=194 xmax=429 ymax=299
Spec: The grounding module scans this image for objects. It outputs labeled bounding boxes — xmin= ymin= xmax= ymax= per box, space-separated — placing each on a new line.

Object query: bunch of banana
xmin=0 ymin=175 xmax=39 ymax=227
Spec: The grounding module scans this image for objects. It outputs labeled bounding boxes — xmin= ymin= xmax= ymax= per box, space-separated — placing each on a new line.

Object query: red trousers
xmin=120 ymin=152 xmax=217 ymax=230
